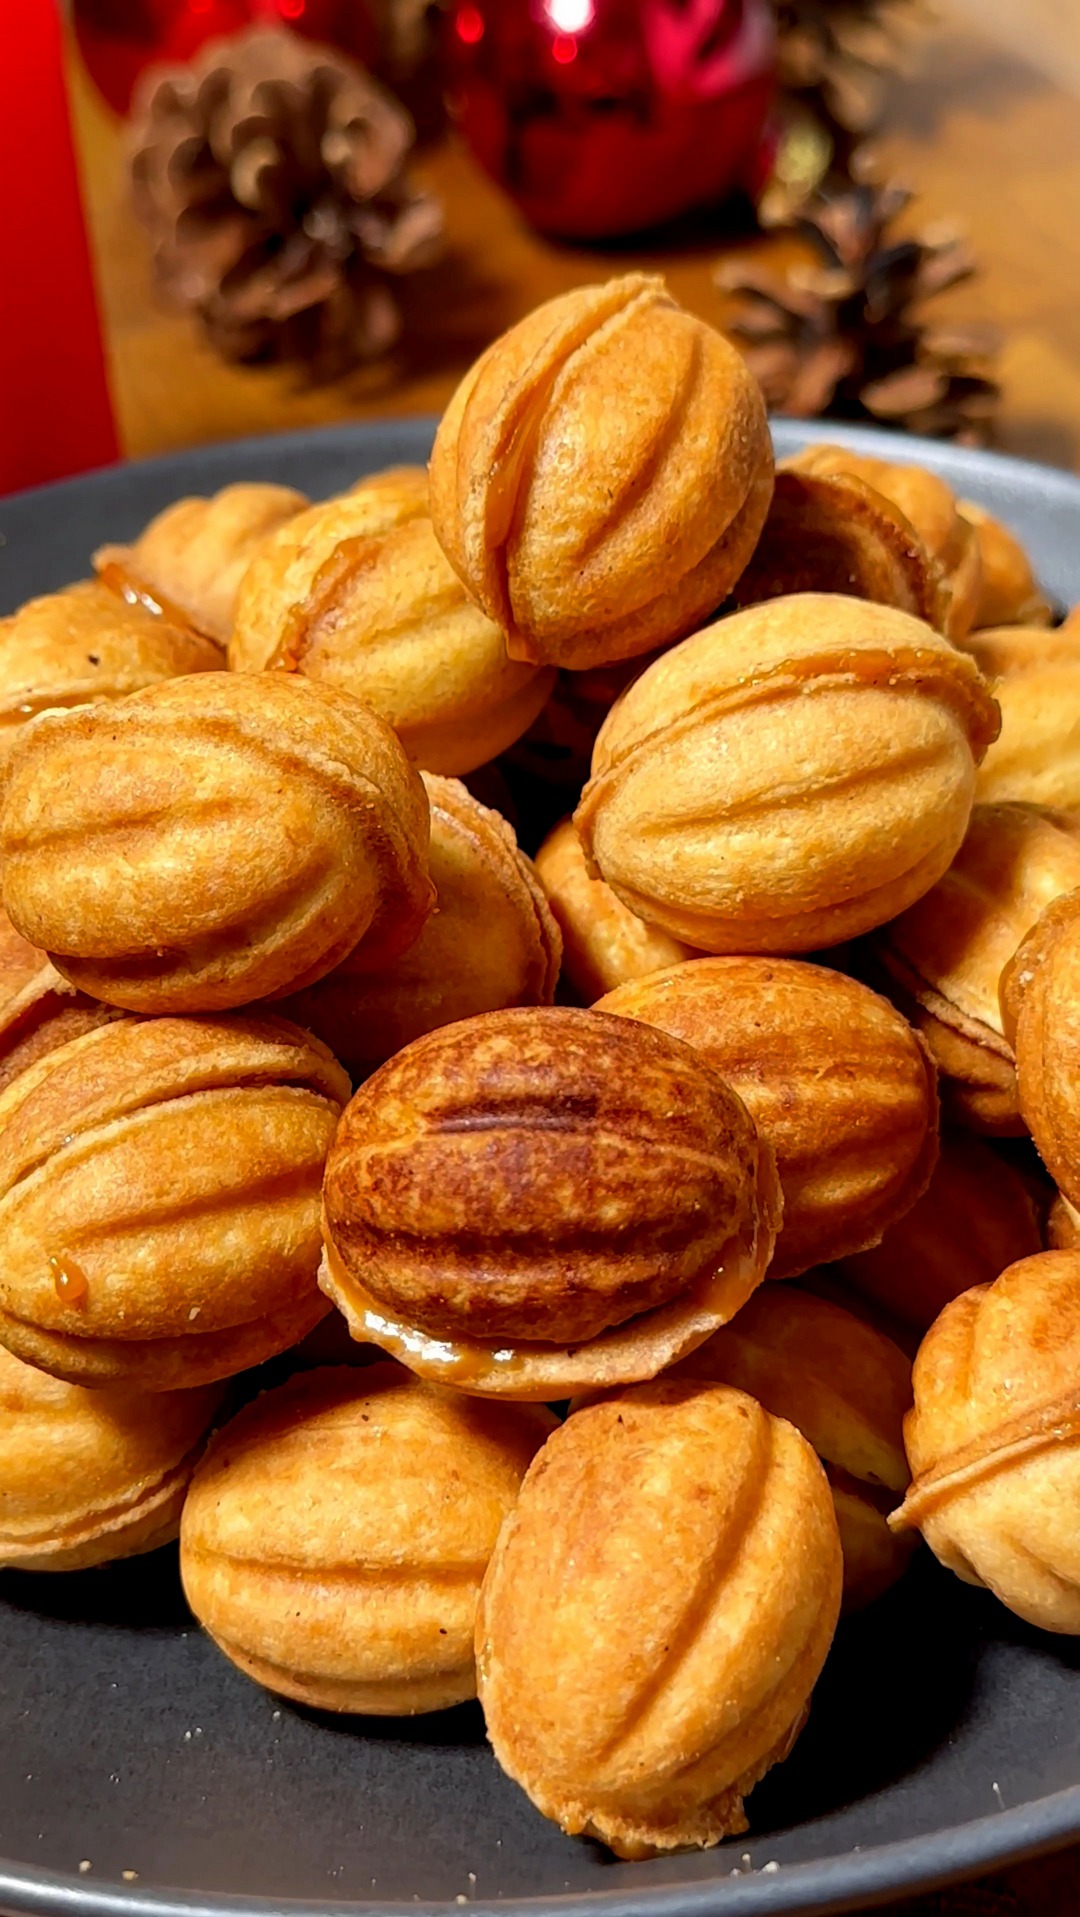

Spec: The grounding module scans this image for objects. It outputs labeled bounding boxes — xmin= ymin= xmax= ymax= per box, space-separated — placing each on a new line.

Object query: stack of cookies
xmin=2 ymin=272 xmax=1080 ymax=1862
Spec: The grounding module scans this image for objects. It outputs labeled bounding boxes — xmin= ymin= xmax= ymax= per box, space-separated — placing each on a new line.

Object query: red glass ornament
xmin=444 ymin=0 xmax=776 ymax=240
xmin=73 ymin=0 xmax=380 ymax=116
xmin=0 ymin=0 xmax=118 ymax=492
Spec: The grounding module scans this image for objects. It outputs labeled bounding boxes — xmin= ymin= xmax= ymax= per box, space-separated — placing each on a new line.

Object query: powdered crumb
xmin=188 ymin=1307 xmax=201 ymax=1322
xmin=467 ymin=1873 xmax=476 ymax=1885
xmin=456 ymin=1896 xmax=468 ymax=1905
xmin=79 ymin=1862 xmax=91 ymax=1874
xmin=762 ymin=1861 xmax=780 ymax=1874
xmin=992 ymin=1781 xmax=1005 ymax=1810
xmin=122 ymin=1870 xmax=139 ymax=1882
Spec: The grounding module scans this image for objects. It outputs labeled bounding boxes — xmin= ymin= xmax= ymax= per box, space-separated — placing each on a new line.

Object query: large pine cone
xmin=130 ymin=25 xmax=444 ymax=375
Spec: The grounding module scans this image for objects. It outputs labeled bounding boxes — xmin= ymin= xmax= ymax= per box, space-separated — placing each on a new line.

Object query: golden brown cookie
xmin=1002 ymin=889 xmax=1080 ymax=1208
xmin=279 ymin=775 xmax=560 ymax=1079
xmin=975 ymin=656 xmax=1080 ymax=809
xmin=575 ymin=594 xmax=999 ymax=954
xmin=871 ymin=803 xmax=1080 ymax=1134
xmin=534 ymin=817 xmax=698 ymax=1003
xmin=229 ymin=512 xmax=553 ymax=777
xmin=0 ymin=578 xmax=221 ymax=763
xmin=786 ymin=444 xmax=982 ymax=639
xmin=429 ymin=275 xmax=773 ymax=670
xmin=731 ymin=468 xmax=947 ymax=629
xmin=0 ymin=1345 xmax=222 ymax=1572
xmin=959 ymin=501 xmax=1052 ymax=630
xmin=0 ymin=673 xmax=433 ymax=1014
xmin=0 ymin=903 xmax=124 ymax=1095
xmin=840 ymin=1129 xmax=1043 ymax=1332
xmin=596 ymin=958 xmax=938 ymax=1278
xmin=891 ymin=1252 xmax=1080 ymax=1632
xmin=672 ymin=1285 xmax=914 ymax=1610
xmin=0 ymin=1015 xmax=348 ymax=1389
xmin=230 ymin=468 xmax=431 ymax=670
xmin=321 ymin=1006 xmax=780 ymax=1398
xmin=95 ymin=482 xmax=307 ymax=643
xmin=181 ymin=1362 xmax=554 ymax=1712
xmin=477 ymin=1377 xmax=842 ymax=1856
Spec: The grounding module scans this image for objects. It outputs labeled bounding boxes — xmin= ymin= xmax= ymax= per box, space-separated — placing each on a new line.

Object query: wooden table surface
xmin=64 ymin=8 xmax=1080 ymax=1914
xmin=68 ymin=2 xmax=1080 ymax=472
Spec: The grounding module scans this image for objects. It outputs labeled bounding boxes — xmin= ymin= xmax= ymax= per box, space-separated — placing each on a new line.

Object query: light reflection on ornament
xmin=545 ymin=0 xmax=594 ymax=30
xmin=551 ymin=32 xmax=577 ymax=62
xmin=456 ymin=4 xmax=484 ymax=44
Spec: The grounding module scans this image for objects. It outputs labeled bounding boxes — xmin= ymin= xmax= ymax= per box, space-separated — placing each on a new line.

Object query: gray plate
xmin=1 ymin=419 xmax=1080 ymax=1917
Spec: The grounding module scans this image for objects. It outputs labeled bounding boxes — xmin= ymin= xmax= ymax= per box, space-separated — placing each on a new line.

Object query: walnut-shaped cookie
xmin=429 ymin=274 xmax=773 ymax=670
xmin=95 ymin=482 xmax=307 ymax=643
xmin=891 ymin=1252 xmax=1080 ymax=1631
xmin=870 ymin=802 xmax=1080 ymax=1133
xmin=534 ymin=817 xmax=698 ymax=1003
xmin=477 ymin=1378 xmax=842 ymax=1856
xmin=596 ymin=958 xmax=938 ymax=1279
xmin=840 ymin=1129 xmax=1043 ymax=1333
xmin=0 ymin=1345 xmax=221 ymax=1572
xmin=0 ymin=1015 xmax=348 ymax=1389
xmin=962 ymin=624 xmax=1080 ymax=681
xmin=1001 ymin=889 xmax=1080 ymax=1210
xmin=280 ymin=775 xmax=560 ymax=1080
xmin=576 ymin=594 xmax=998 ymax=954
xmin=0 ymin=673 xmax=433 ymax=1014
xmin=321 ymin=1006 xmax=780 ymax=1399
xmin=230 ymin=466 xmax=432 ymax=669
xmin=786 ymin=444 xmax=982 ymax=639
xmin=0 ymin=903 xmax=123 ymax=1096
xmin=731 ymin=468 xmax=946 ymax=628
xmin=974 ymin=653 xmax=1080 ymax=810
xmin=673 ymin=1286 xmax=914 ymax=1609
xmin=1049 ymin=1192 xmax=1080 ymax=1250
xmin=0 ymin=578 xmax=221 ymax=764
xmin=958 ymin=501 xmax=1052 ymax=631
xmin=181 ymin=1363 xmax=554 ymax=1712
xmin=230 ymin=512 xmax=553 ymax=777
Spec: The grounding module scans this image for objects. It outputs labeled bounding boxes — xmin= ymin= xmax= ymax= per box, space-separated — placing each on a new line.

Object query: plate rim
xmin=2 ymin=414 xmax=1080 ymax=1917
xmin=4 ymin=1785 xmax=1080 ymax=1917
xmin=4 ymin=415 xmax=1080 ymax=517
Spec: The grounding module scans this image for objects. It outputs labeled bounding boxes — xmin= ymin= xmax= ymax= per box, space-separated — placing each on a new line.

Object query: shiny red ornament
xmin=444 ymin=0 xmax=777 ymax=240
xmin=73 ymin=0 xmax=379 ymax=115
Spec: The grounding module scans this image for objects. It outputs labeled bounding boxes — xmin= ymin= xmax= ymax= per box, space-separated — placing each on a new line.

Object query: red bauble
xmin=73 ymin=0 xmax=379 ymax=115
xmin=445 ymin=0 xmax=776 ymax=240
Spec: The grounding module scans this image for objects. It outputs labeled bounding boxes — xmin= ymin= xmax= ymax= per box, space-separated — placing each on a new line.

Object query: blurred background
xmin=2 ymin=0 xmax=1078 ymax=495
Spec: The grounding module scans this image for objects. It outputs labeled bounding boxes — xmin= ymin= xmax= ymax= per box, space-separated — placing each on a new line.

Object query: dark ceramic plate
xmin=2 ymin=419 xmax=1080 ymax=1917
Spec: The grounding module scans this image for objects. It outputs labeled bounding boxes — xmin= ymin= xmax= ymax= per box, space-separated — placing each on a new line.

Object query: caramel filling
xmin=49 ymin=1253 xmax=89 ymax=1306
xmin=96 ymin=558 xmax=209 ymax=639
xmin=319 ymin=1223 xmax=765 ymax=1393
xmin=265 ymin=534 xmax=384 ymax=673
xmin=891 ymin=1392 xmax=1080 ymax=1531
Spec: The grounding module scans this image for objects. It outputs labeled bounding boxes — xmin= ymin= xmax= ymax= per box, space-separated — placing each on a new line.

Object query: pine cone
xmin=130 ymin=25 xmax=445 ymax=377
xmin=716 ymin=174 xmax=1000 ymax=444
xmin=775 ymin=0 xmax=933 ymax=168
